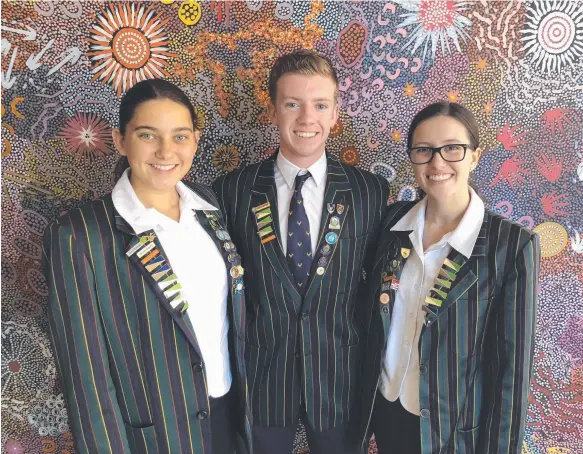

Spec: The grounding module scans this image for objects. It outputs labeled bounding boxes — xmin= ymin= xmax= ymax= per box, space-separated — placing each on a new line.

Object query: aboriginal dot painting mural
xmin=1 ymin=1 xmax=582 ymax=453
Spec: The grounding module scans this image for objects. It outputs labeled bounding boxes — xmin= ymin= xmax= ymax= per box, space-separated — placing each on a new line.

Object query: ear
xmin=267 ymin=101 xmax=278 ymax=126
xmin=112 ymin=129 xmax=126 ymax=156
xmin=470 ymin=147 xmax=482 ymax=170
xmin=193 ymin=130 xmax=201 ymax=145
xmin=331 ymin=102 xmax=339 ymax=127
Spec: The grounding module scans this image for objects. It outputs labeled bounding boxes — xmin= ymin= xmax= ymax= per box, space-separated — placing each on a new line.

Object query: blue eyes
xmin=138 ymin=133 xmax=189 ymax=141
xmin=285 ymin=103 xmax=328 ymax=110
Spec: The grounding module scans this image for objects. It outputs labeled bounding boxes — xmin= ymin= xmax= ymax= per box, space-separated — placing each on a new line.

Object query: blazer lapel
xmin=193 ymin=208 xmax=245 ymax=296
xmin=115 ymin=213 xmax=204 ymax=359
xmin=303 ymin=156 xmax=352 ymax=301
xmin=250 ymin=157 xmax=303 ymax=304
xmin=374 ymin=230 xmax=413 ymax=321
xmin=422 ymin=216 xmax=488 ymax=327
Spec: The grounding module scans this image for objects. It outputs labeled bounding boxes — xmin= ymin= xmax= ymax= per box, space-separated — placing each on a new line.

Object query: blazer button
xmin=196 ymin=410 xmax=209 ymax=420
xmin=382 ymin=307 xmax=389 ymax=314
xmin=420 ymin=409 xmax=430 ymax=418
xmin=301 ymin=313 xmax=309 ymax=319
xmin=192 ymin=362 xmax=203 ymax=373
xmin=419 ymin=365 xmax=428 ymax=374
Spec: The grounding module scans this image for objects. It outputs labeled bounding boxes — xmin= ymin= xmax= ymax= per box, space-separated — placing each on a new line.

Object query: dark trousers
xmin=371 ymin=392 xmax=421 ymax=454
xmin=211 ymin=390 xmax=235 ymax=454
xmin=252 ymin=413 xmax=348 ymax=454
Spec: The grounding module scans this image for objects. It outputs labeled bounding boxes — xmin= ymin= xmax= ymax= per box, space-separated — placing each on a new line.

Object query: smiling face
xmin=268 ymin=73 xmax=338 ymax=168
xmin=410 ymin=115 xmax=481 ymax=200
xmin=112 ymin=98 xmax=199 ymax=195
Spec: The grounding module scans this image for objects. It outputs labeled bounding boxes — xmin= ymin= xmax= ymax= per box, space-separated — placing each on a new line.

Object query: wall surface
xmin=1 ymin=1 xmax=582 ymax=453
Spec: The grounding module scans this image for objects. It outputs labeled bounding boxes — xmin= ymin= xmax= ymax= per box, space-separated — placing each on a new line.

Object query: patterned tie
xmin=287 ymin=172 xmax=313 ymax=292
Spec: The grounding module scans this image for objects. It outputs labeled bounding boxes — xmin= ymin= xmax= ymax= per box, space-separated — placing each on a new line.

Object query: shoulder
xmin=336 ymin=159 xmax=387 ymax=190
xmin=214 ymin=160 xmax=265 ymax=188
xmin=44 ymin=195 xmax=114 ymax=244
xmin=382 ymin=201 xmax=416 ymax=229
xmin=485 ymin=209 xmax=539 ymax=252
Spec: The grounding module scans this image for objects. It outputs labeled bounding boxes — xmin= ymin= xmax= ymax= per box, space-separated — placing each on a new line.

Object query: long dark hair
xmin=113 ymin=79 xmax=200 ymax=181
xmin=407 ymin=102 xmax=481 ymax=198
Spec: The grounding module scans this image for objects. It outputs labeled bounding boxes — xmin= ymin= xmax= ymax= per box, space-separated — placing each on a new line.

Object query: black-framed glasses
xmin=408 ymin=144 xmax=469 ymax=164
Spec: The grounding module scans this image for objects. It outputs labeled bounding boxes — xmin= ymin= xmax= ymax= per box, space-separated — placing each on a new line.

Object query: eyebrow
xmin=133 ymin=126 xmax=194 ymax=133
xmin=284 ymin=97 xmax=334 ymax=102
xmin=412 ymin=139 xmax=466 ymax=146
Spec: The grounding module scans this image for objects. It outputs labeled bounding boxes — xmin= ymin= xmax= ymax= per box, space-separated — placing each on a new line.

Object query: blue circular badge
xmin=325 ymin=232 xmax=338 ymax=245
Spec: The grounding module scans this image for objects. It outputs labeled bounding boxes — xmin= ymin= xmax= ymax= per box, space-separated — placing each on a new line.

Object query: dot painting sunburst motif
xmin=521 ymin=0 xmax=583 ymax=74
xmin=394 ymin=0 xmax=473 ymax=61
xmin=87 ymin=2 xmax=176 ymax=97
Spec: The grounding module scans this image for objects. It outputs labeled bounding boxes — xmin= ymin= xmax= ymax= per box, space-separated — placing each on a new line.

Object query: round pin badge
xmin=329 ymin=216 xmax=340 ymax=228
xmin=228 ymin=252 xmax=238 ymax=263
xmin=224 ymin=241 xmax=234 ymax=251
xmin=216 ymin=230 xmax=227 ymax=241
xmin=325 ymin=232 xmax=338 ymax=245
xmin=230 ymin=266 xmax=241 ymax=279
xmin=380 ymin=293 xmax=390 ymax=305
xmin=321 ymin=244 xmax=332 ymax=256
xmin=316 ymin=266 xmax=325 ymax=275
xmin=318 ymin=256 xmax=328 ymax=267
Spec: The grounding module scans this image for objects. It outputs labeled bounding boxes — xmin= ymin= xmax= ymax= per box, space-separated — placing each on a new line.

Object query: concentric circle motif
xmin=179 ymin=1 xmax=202 ymax=26
xmin=275 ymin=2 xmax=293 ymax=20
xmin=112 ymin=28 xmax=151 ymax=69
xmin=538 ymin=11 xmax=575 ymax=54
xmin=533 ymin=222 xmax=568 ymax=258
xmin=340 ymin=146 xmax=359 ymax=166
xmin=398 ymin=185 xmax=418 ymax=202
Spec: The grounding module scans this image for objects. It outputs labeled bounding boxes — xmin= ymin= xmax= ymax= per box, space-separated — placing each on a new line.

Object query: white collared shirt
xmin=274 ymin=151 xmax=327 ymax=255
xmin=112 ymin=169 xmax=231 ymax=398
xmin=379 ymin=188 xmax=485 ymax=414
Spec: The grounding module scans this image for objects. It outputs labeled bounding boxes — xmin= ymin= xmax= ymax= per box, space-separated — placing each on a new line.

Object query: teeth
xmin=295 ymin=131 xmax=317 ymax=138
xmin=151 ymin=164 xmax=176 ymax=171
xmin=427 ymin=174 xmax=453 ymax=181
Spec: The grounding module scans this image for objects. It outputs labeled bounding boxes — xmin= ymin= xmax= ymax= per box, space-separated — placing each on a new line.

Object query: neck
xmin=130 ymin=176 xmax=180 ymax=221
xmin=279 ymin=147 xmax=325 ymax=169
xmin=425 ymin=188 xmax=471 ymax=228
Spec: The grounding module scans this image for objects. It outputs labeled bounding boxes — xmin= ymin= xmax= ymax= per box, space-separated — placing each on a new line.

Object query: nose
xmin=155 ymin=138 xmax=174 ymax=160
xmin=298 ymin=105 xmax=316 ymax=124
xmin=430 ymin=150 xmax=448 ymax=167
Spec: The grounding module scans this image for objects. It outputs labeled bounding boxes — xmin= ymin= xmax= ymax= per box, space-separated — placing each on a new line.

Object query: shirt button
xmin=196 ymin=410 xmax=209 ymax=420
xmin=301 ymin=312 xmax=309 ymax=320
xmin=192 ymin=362 xmax=203 ymax=373
xmin=409 ymin=312 xmax=414 ymax=318
xmin=419 ymin=365 xmax=428 ymax=374
xmin=420 ymin=409 xmax=430 ymax=418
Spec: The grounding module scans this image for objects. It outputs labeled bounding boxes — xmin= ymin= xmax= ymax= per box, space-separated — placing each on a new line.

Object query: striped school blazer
xmin=213 ymin=153 xmax=389 ymax=431
xmin=353 ymin=201 xmax=540 ymax=454
xmin=43 ymin=182 xmax=252 ymax=454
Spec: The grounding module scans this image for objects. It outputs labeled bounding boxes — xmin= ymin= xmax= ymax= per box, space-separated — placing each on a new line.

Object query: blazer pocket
xmin=125 ymin=422 xmax=157 ymax=453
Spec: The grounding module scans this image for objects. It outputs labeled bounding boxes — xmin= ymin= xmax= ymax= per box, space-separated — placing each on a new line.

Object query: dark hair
xmin=268 ymin=49 xmax=339 ymax=102
xmin=114 ymin=79 xmax=201 ymax=181
xmin=407 ymin=101 xmax=479 ymax=150
xmin=407 ymin=102 xmax=481 ymax=199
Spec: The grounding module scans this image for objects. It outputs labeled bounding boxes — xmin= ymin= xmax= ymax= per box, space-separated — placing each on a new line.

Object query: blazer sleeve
xmin=482 ymin=232 xmax=540 ymax=453
xmin=43 ymin=220 xmax=131 ymax=454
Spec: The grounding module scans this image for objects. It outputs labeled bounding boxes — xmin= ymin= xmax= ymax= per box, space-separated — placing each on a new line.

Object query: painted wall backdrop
xmin=1 ymin=0 xmax=582 ymax=453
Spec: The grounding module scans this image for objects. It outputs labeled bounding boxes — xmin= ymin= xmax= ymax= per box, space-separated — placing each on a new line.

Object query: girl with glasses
xmin=353 ymin=102 xmax=540 ymax=454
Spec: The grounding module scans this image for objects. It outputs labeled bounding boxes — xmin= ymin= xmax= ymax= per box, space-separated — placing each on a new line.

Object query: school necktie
xmin=287 ymin=172 xmax=313 ymax=292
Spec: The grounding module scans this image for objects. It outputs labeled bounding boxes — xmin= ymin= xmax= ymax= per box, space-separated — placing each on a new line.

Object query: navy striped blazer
xmin=353 ymin=201 xmax=540 ymax=454
xmin=213 ymin=154 xmax=389 ymax=431
xmin=43 ymin=183 xmax=252 ymax=454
